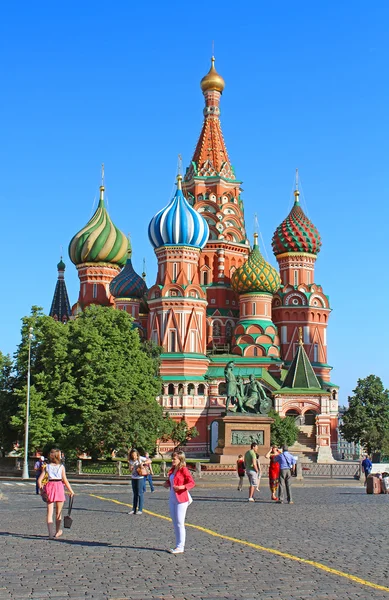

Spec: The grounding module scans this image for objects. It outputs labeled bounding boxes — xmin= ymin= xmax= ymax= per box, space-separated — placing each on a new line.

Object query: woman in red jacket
xmin=164 ymin=451 xmax=195 ymax=554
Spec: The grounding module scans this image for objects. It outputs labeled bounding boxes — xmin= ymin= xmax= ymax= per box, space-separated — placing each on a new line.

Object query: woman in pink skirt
xmin=38 ymin=448 xmax=74 ymax=539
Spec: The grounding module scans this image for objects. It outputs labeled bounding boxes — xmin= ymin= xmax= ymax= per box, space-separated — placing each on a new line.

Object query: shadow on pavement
xmin=0 ymin=531 xmax=169 ymax=552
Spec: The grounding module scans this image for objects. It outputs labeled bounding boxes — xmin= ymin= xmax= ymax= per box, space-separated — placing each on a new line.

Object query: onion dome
xmin=148 ymin=175 xmax=209 ymax=249
xmin=57 ymin=258 xmax=66 ymax=271
xmin=109 ymin=251 xmax=148 ymax=299
xmin=200 ymin=56 xmax=225 ymax=94
xmin=69 ymin=184 xmax=128 ymax=267
xmin=272 ymin=186 xmax=322 ymax=257
xmin=232 ymin=234 xmax=281 ymax=294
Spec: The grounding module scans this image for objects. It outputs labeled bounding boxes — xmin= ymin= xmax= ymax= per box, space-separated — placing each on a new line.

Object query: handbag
xmin=137 ymin=465 xmax=149 ymax=477
xmin=40 ymin=467 xmax=49 ymax=503
xmin=64 ymin=496 xmax=74 ymax=529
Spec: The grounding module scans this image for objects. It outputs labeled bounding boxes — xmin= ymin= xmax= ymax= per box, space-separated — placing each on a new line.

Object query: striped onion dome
xmin=109 ymin=251 xmax=147 ymax=299
xmin=69 ymin=185 xmax=128 ymax=267
xmin=272 ymin=189 xmax=322 ymax=256
xmin=232 ymin=234 xmax=281 ymax=294
xmin=148 ymin=175 xmax=209 ymax=249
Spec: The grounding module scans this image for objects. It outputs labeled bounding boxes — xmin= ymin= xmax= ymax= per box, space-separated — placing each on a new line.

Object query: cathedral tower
xmin=148 ymin=174 xmax=209 ymax=378
xmin=183 ymin=57 xmax=250 ymax=350
xmin=231 ymin=234 xmax=281 ymax=362
xmin=272 ymin=172 xmax=331 ymax=382
xmin=49 ymin=258 xmax=72 ymax=323
xmin=68 ymin=172 xmax=128 ymax=313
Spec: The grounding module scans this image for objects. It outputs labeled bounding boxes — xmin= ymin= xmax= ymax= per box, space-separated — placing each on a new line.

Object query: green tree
xmin=269 ymin=410 xmax=300 ymax=447
xmin=0 ymin=351 xmax=16 ymax=452
xmin=7 ymin=304 xmax=167 ymax=458
xmin=170 ymin=420 xmax=199 ymax=451
xmin=341 ymin=375 xmax=389 ymax=455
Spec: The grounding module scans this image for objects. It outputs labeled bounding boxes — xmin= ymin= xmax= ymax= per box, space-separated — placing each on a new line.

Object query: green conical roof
xmin=282 ymin=335 xmax=321 ymax=390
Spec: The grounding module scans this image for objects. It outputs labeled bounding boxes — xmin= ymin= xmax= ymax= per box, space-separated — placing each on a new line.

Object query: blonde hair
xmin=172 ymin=451 xmax=186 ymax=468
xmin=49 ymin=449 xmax=61 ymax=465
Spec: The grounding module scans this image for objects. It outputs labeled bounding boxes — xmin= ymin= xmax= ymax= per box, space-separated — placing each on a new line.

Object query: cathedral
xmin=50 ymin=57 xmax=339 ymax=461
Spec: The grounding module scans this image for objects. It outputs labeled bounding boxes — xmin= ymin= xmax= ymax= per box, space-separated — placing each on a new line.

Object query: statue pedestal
xmin=210 ymin=414 xmax=274 ymax=464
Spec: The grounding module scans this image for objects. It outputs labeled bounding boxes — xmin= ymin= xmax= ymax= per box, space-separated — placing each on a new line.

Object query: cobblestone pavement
xmin=0 ymin=481 xmax=388 ymax=600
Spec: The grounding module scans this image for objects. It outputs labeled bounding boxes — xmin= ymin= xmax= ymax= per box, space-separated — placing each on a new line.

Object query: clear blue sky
xmin=1 ymin=1 xmax=388 ymax=402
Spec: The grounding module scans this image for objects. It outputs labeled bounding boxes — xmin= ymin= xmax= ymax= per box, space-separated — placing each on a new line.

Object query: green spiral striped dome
xmin=69 ymin=186 xmax=128 ymax=267
xmin=231 ymin=235 xmax=281 ymax=294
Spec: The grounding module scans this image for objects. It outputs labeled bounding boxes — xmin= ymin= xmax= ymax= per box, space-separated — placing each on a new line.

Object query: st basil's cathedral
xmin=49 ymin=58 xmax=339 ymax=461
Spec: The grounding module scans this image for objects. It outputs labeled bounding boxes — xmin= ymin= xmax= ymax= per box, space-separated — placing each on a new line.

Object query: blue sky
xmin=1 ymin=1 xmax=388 ymax=402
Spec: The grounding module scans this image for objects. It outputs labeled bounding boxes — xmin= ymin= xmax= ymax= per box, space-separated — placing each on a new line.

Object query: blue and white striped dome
xmin=148 ymin=175 xmax=209 ymax=250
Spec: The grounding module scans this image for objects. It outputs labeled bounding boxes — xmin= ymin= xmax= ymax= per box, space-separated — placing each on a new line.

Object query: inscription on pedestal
xmin=231 ymin=430 xmax=264 ymax=445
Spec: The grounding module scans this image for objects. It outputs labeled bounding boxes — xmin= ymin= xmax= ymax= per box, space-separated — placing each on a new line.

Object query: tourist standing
xmin=164 ymin=451 xmax=195 ymax=554
xmin=38 ymin=448 xmax=74 ymax=539
xmin=265 ymin=446 xmax=280 ymax=501
xmin=34 ymin=455 xmax=45 ymax=495
xmin=143 ymin=452 xmax=155 ymax=493
xmin=128 ymin=449 xmax=148 ymax=514
xmin=244 ymin=442 xmax=259 ymax=502
xmin=236 ymin=454 xmax=245 ymax=491
xmin=274 ymin=444 xmax=296 ymax=504
xmin=361 ymin=454 xmax=373 ymax=485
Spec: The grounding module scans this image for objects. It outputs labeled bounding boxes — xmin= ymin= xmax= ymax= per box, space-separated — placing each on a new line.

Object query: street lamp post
xmin=22 ymin=326 xmax=33 ymax=480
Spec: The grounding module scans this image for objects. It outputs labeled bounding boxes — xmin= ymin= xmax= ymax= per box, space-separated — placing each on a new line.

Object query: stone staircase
xmin=290 ymin=425 xmax=317 ymax=462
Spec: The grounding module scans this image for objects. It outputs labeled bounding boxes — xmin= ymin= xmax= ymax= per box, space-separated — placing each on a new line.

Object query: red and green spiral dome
xmin=272 ymin=191 xmax=322 ymax=256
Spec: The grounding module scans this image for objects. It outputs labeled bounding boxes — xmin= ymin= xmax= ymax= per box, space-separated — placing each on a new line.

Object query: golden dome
xmin=200 ymin=56 xmax=225 ymax=94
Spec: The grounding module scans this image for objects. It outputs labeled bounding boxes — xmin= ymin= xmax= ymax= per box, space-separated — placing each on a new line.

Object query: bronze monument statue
xmin=223 ymin=363 xmax=272 ymax=415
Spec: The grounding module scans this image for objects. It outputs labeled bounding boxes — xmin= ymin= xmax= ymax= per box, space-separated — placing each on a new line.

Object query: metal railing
xmin=301 ymin=462 xmax=359 ymax=478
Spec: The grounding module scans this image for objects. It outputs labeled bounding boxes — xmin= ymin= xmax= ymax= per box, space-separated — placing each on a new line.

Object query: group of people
xmin=37 ymin=446 xmax=194 ymax=554
xmin=237 ymin=442 xmax=297 ymax=504
xmin=36 ymin=442 xmax=297 ymax=552
xmin=128 ymin=448 xmax=195 ymax=553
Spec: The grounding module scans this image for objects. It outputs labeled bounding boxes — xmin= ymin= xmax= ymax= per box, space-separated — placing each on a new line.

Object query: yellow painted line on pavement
xmin=90 ymin=493 xmax=389 ymax=594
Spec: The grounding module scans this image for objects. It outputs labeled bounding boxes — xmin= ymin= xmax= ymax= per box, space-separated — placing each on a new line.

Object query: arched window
xmin=188 ymin=383 xmax=195 ymax=395
xmin=178 ymin=384 xmax=184 ymax=396
xmin=332 ymin=390 xmax=337 ymax=400
xmin=168 ymin=383 xmax=174 ymax=396
xmin=213 ymin=322 xmax=221 ymax=337
xmin=225 ymin=322 xmax=233 ymax=341
xmin=218 ymin=382 xmax=227 ymax=396
xmin=198 ymin=384 xmax=205 ymax=396
xmin=202 ymin=270 xmax=208 ymax=285
xmin=253 ymin=347 xmax=258 ymax=357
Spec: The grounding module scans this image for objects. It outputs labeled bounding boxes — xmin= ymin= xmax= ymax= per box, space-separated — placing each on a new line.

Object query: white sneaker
xmin=128 ymin=511 xmax=135 ymax=514
xmin=136 ymin=511 xmax=143 ymax=515
xmin=248 ymin=497 xmax=255 ymax=502
xmin=170 ymin=548 xmax=184 ymax=554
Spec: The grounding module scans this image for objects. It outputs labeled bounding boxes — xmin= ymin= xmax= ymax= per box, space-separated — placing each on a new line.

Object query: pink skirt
xmin=45 ymin=480 xmax=65 ymax=503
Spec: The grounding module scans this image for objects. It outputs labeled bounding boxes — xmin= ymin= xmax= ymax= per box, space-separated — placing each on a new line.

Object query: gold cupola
xmin=200 ymin=56 xmax=225 ymax=94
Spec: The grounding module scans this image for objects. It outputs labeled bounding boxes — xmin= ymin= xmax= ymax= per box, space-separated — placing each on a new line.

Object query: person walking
xmin=142 ymin=452 xmax=155 ymax=493
xmin=255 ymin=452 xmax=261 ymax=492
xmin=34 ymin=455 xmax=45 ymax=495
xmin=164 ymin=451 xmax=195 ymax=554
xmin=265 ymin=445 xmax=280 ymax=501
xmin=236 ymin=454 xmax=245 ymax=491
xmin=38 ymin=448 xmax=74 ymax=539
xmin=128 ymin=449 xmax=148 ymax=515
xmin=244 ymin=442 xmax=259 ymax=502
xmin=361 ymin=454 xmax=373 ymax=485
xmin=274 ymin=444 xmax=296 ymax=504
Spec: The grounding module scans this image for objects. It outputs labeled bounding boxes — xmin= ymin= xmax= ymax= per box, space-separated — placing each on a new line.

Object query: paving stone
xmin=0 ymin=483 xmax=388 ymax=599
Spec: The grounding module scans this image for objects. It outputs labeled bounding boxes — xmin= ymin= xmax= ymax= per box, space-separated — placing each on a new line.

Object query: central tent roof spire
xmin=185 ymin=56 xmax=234 ymax=180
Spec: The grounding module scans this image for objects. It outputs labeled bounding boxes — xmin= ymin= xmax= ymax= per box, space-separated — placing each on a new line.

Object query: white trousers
xmin=169 ymin=497 xmax=189 ymax=550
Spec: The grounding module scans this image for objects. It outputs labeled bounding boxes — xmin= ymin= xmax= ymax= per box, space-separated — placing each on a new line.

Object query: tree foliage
xmin=170 ymin=420 xmax=199 ymax=451
xmin=341 ymin=375 xmax=389 ymax=454
xmin=269 ymin=409 xmax=300 ymax=447
xmin=4 ymin=305 xmax=170 ymax=458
